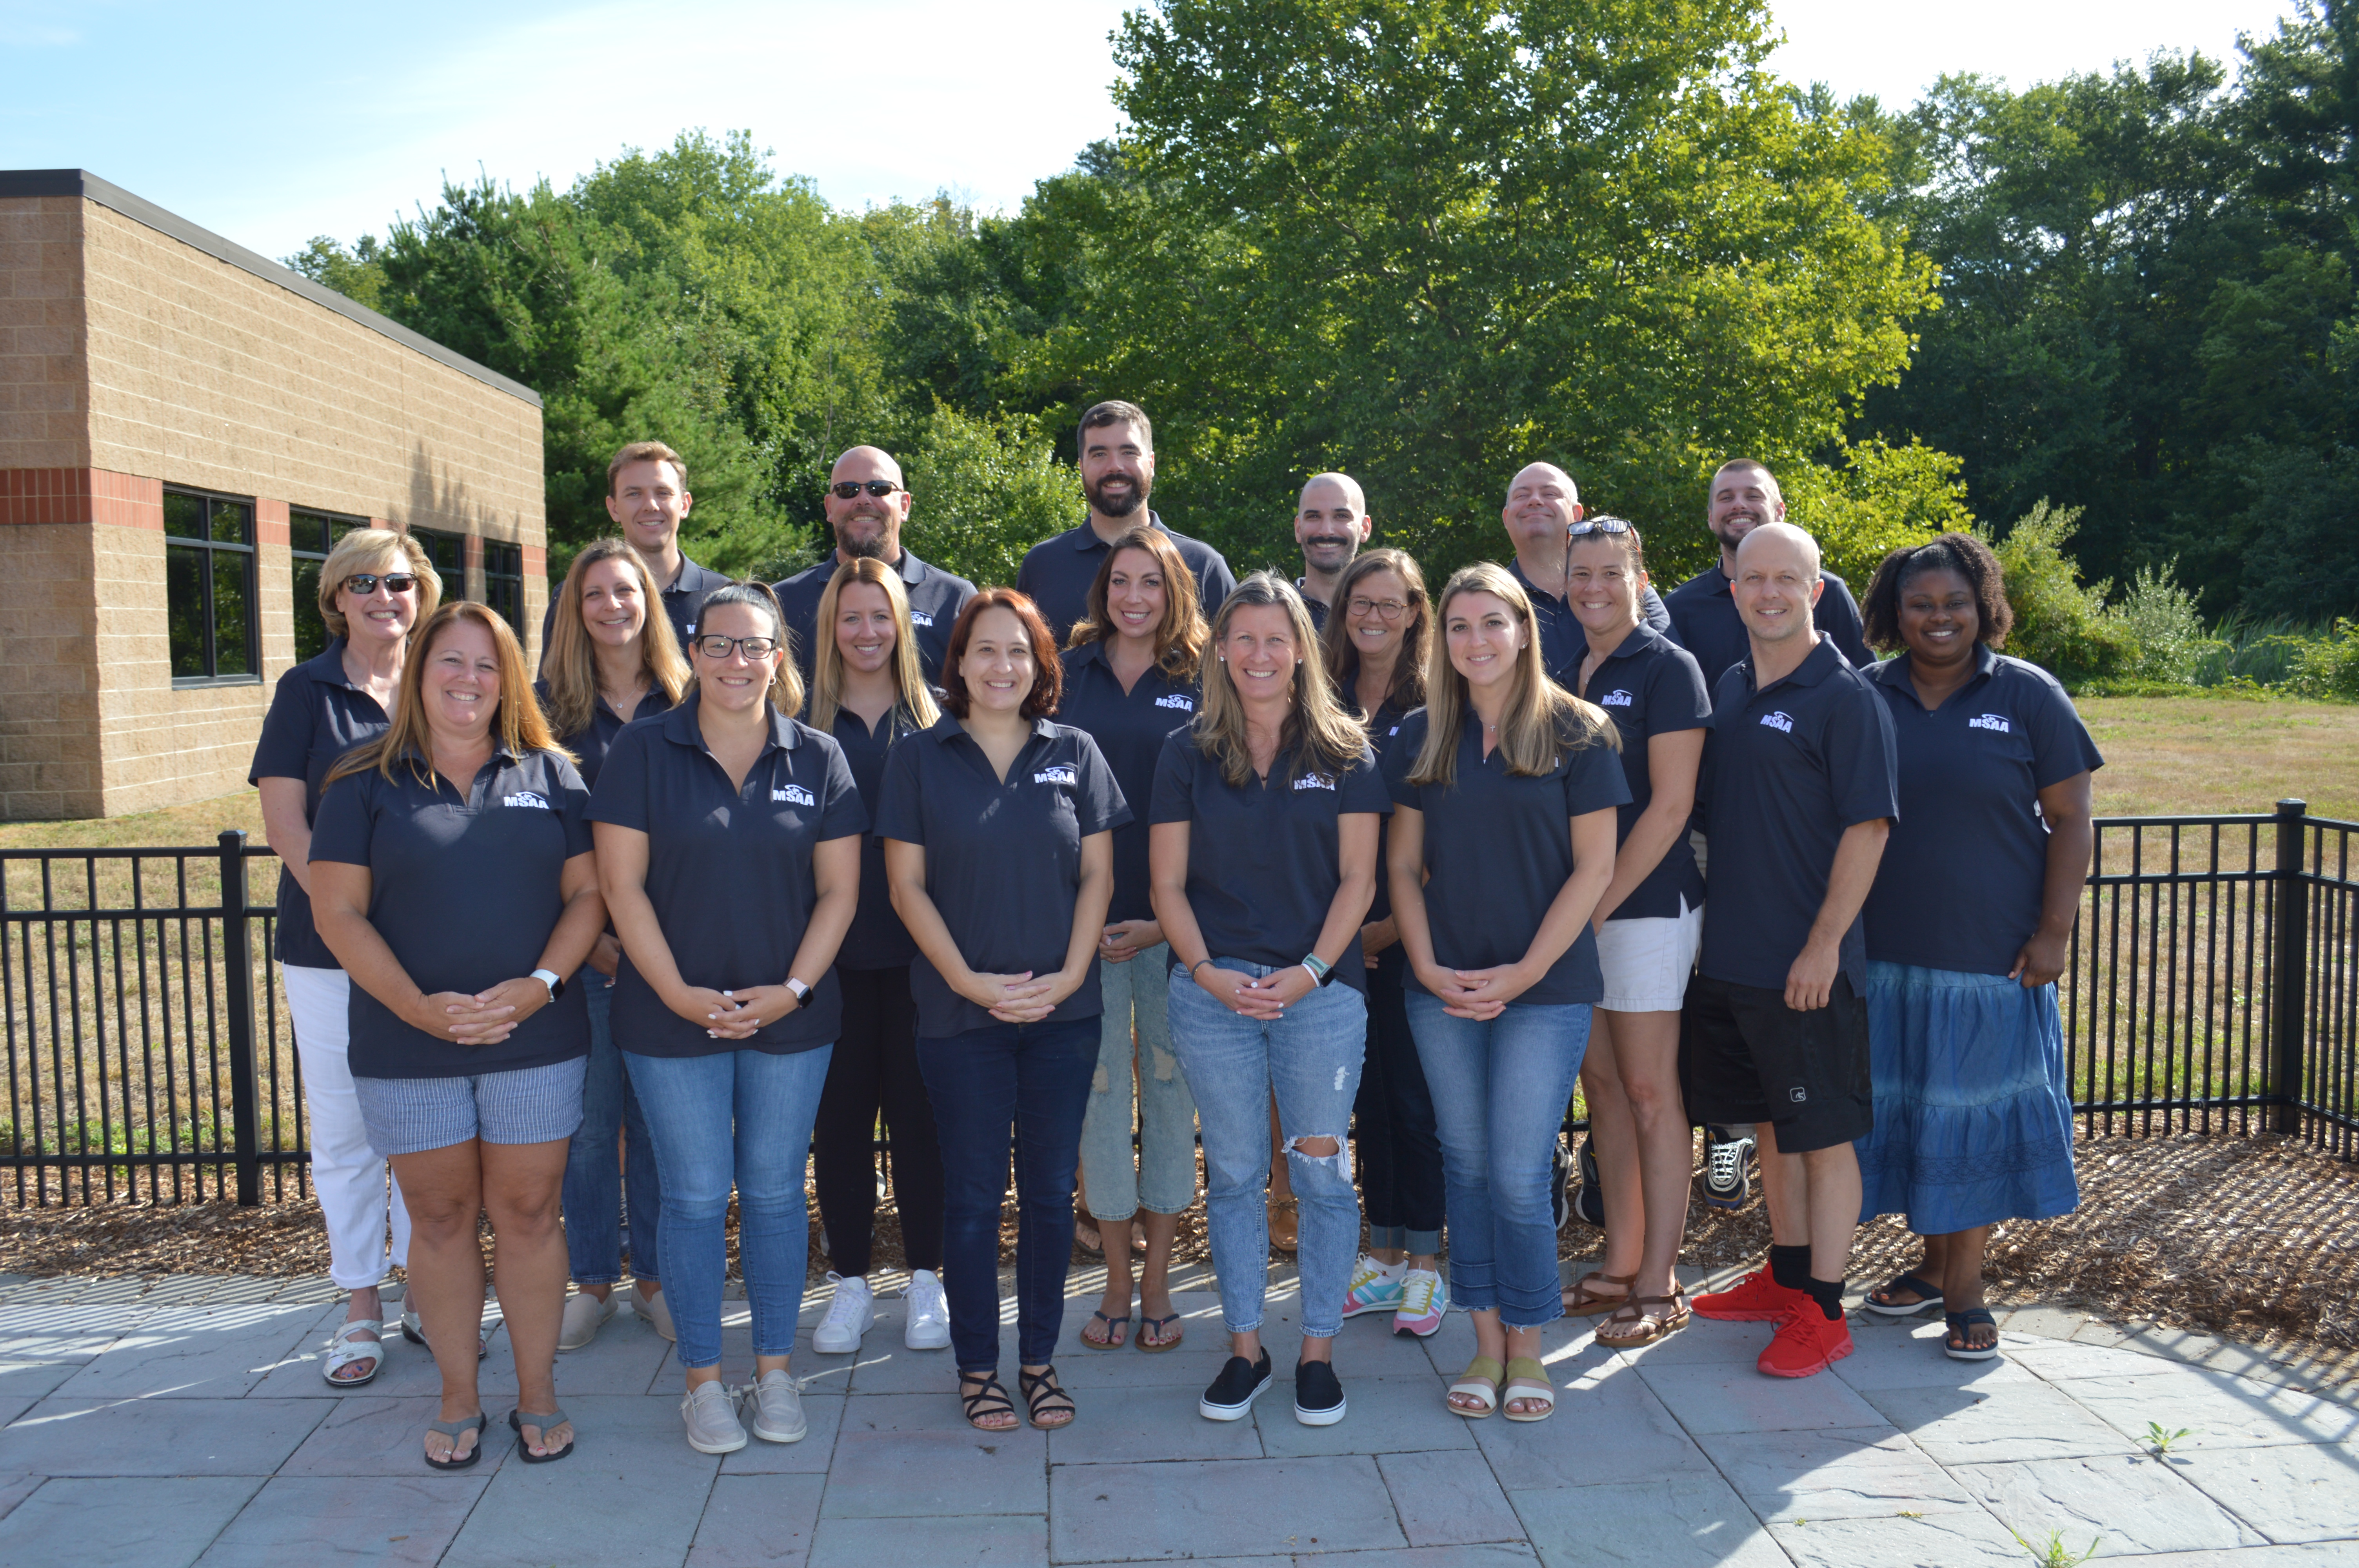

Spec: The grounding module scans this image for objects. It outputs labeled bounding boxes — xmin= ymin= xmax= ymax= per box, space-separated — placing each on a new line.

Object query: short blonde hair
xmin=317 ymin=529 xmax=442 ymax=641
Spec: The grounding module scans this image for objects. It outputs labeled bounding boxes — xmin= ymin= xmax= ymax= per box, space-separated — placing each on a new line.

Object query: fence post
xmin=2272 ymin=799 xmax=2309 ymax=1137
xmin=218 ymin=830 xmax=263 ymax=1206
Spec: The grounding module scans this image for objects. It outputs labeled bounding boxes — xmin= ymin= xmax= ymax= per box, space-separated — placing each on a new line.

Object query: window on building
xmin=164 ymin=488 xmax=257 ymax=684
xmin=483 ymin=539 xmax=524 ymax=635
xmin=289 ymin=508 xmax=370 ymax=662
xmin=409 ymin=526 xmax=466 ymax=591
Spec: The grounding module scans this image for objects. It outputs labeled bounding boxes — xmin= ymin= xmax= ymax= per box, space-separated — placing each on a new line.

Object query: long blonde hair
xmin=329 ymin=602 xmax=568 ymax=786
xmin=539 ymin=537 xmax=691 ymax=738
xmin=807 ymin=558 xmax=943 ymax=733
xmin=1408 ymin=563 xmax=1617 ymax=789
xmin=1321 ymin=548 xmax=1430 ymax=719
xmin=1065 ymin=526 xmax=1208 ymax=682
xmin=694 ymin=582 xmax=806 ymax=716
xmin=1193 ymin=572 xmax=1369 ymax=787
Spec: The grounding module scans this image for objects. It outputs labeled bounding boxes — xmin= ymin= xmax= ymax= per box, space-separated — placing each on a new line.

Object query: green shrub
xmin=1980 ymin=502 xmax=2139 ymax=684
xmin=901 ymin=406 xmax=1083 ymax=588
xmin=2111 ymin=564 xmax=2212 ymax=683
xmin=2285 ymin=618 xmax=2359 ymax=699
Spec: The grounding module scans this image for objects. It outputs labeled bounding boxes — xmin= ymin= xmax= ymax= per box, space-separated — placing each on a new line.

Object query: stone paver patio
xmin=0 ymin=1261 xmax=2350 ymax=1567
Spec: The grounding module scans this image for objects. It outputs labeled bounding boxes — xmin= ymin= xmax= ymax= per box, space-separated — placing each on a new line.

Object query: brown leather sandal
xmin=1595 ymin=1291 xmax=1693 ymax=1349
xmin=1563 ymin=1270 xmax=1636 ymax=1315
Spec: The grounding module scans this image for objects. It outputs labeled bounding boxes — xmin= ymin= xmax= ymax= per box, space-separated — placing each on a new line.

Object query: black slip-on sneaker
xmin=1199 ymin=1351 xmax=1273 ymax=1421
xmin=1293 ymin=1359 xmax=1347 ymax=1426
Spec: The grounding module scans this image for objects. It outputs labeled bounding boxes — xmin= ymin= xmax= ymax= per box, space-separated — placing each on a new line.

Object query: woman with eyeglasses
xmin=591 ymin=583 xmax=866 ymax=1454
xmin=803 ymin=558 xmax=953 ymax=1359
xmin=534 ymin=538 xmax=692 ymax=1351
xmin=309 ymin=601 xmax=603 ymax=1469
xmin=1561 ymin=519 xmax=1713 ymax=1350
xmin=253 ymin=528 xmax=441 ymax=1388
xmin=1318 ymin=550 xmax=1448 ymax=1338
xmin=876 ymin=589 xmax=1126 ymax=1434
xmin=1151 ymin=572 xmax=1389 ymax=1428
xmin=1388 ymin=564 xmax=1628 ymax=1421
xmin=1058 ymin=526 xmax=1207 ymax=1354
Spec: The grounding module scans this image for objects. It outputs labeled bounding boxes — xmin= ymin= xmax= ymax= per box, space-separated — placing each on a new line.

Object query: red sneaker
xmin=1690 ymin=1266 xmax=1807 ymax=1323
xmin=1757 ymin=1303 xmax=1854 ymax=1378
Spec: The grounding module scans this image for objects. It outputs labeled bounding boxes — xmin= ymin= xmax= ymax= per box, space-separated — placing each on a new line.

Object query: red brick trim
xmin=0 ymin=468 xmax=164 ymax=530
xmin=255 ymin=497 xmax=290 ymax=548
xmin=522 ymin=543 xmax=547 ymax=576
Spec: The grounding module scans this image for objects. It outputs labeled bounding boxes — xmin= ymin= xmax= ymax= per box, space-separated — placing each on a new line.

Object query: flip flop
xmin=510 ymin=1405 xmax=575 ymax=1463
xmin=1136 ymin=1313 xmax=1185 ymax=1353
xmin=1080 ymin=1310 xmax=1131 ymax=1350
xmin=423 ymin=1412 xmax=485 ymax=1471
xmin=1943 ymin=1308 xmax=1999 ymax=1361
xmin=1865 ymin=1272 xmax=1946 ymax=1317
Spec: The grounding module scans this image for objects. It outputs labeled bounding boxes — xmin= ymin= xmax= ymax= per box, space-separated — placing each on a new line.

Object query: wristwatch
xmin=783 ymin=978 xmax=812 ymax=1006
xmin=531 ymin=968 xmax=565 ymax=1003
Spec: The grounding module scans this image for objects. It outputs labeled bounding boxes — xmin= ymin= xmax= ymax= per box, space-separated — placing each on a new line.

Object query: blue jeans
xmin=1407 ymin=995 xmax=1592 ymax=1329
xmin=1167 ymin=960 xmax=1367 ymax=1341
xmin=914 ymin=1017 xmax=1098 ymax=1371
xmin=624 ymin=1045 xmax=832 ymax=1370
xmin=564 ymin=977 xmax=661 ymax=1286
xmin=1079 ymin=944 xmax=1198 ymax=1221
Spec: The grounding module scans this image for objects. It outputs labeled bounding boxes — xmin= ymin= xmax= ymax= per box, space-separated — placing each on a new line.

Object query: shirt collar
xmin=1600 ymin=622 xmax=1668 ymax=664
xmin=1745 ymin=633 xmax=1844 ymax=697
xmin=1070 ymin=511 xmax=1166 ymax=552
xmin=925 ymin=713 xmax=1058 ymax=745
xmin=304 ymin=638 xmax=362 ymax=690
xmin=1866 ymin=641 xmax=1994 ymax=699
xmin=662 ymin=688 xmax=799 ymax=753
xmin=664 ymin=555 xmax=729 ymax=596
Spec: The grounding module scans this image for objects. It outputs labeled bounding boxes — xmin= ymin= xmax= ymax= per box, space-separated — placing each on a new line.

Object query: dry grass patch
xmin=2082 ymin=696 xmax=2359 ymax=821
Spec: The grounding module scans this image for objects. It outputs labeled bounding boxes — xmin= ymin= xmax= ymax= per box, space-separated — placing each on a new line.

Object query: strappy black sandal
xmin=422 ymin=1411 xmax=485 ymax=1471
xmin=1019 ymin=1365 xmax=1075 ymax=1430
xmin=960 ymin=1370 xmax=1018 ymax=1432
xmin=1944 ymin=1308 xmax=1999 ymax=1361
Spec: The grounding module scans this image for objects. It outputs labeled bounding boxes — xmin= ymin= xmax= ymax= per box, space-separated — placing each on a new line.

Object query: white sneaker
xmin=743 ymin=1368 xmax=808 ymax=1443
xmin=681 ymin=1380 xmax=747 ymax=1454
xmin=812 ymin=1272 xmax=876 ymax=1354
xmin=903 ymin=1270 xmax=951 ymax=1351
xmin=558 ymin=1290 xmax=617 ymax=1352
xmin=634 ymin=1285 xmax=676 ymax=1343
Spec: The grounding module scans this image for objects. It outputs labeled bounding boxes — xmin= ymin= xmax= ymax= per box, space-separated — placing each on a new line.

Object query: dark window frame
xmin=289 ymin=506 xmax=372 ymax=664
xmin=482 ymin=538 xmax=525 ymax=635
xmin=163 ymin=485 xmax=260 ymax=688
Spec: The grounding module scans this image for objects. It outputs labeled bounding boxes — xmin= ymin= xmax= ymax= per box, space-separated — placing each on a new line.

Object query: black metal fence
xmin=3 ymin=804 xmax=2354 ymax=1207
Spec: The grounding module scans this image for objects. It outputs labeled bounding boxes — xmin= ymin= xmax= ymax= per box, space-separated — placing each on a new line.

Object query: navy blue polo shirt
xmin=873 ymin=716 xmax=1130 ymax=1038
xmin=1863 ymin=646 xmax=2104 ymax=976
xmin=587 ymin=693 xmax=867 ymax=1056
xmin=1017 ymin=513 xmax=1237 ymax=646
xmin=1577 ymin=625 xmax=1714 ymax=921
xmin=773 ymin=548 xmax=978 ymax=685
xmin=533 ymin=679 xmax=674 ymax=791
xmin=1057 ymin=642 xmax=1199 ymax=925
xmin=828 ymin=703 xmax=931 ymax=971
xmin=1297 ymin=582 xmax=1331 ymax=633
xmin=1507 ymin=558 xmax=1671 ymax=687
xmin=1696 ymin=637 xmax=1899 ymax=993
xmin=1149 ymin=734 xmax=1391 ymax=993
xmin=249 ymin=640 xmax=394 ymax=969
xmin=1359 ymin=697 xmax=1413 ymax=925
xmin=309 ymin=746 xmax=594 ymax=1080
xmin=539 ymin=551 xmax=730 ymax=664
xmin=1663 ymin=562 xmax=1870 ymax=687
xmin=1384 ymin=710 xmax=1631 ymax=1005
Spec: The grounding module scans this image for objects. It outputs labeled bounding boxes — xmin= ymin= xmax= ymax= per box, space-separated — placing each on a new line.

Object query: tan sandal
xmin=1562 ymin=1270 xmax=1635 ymax=1315
xmin=1502 ymin=1356 xmax=1556 ymax=1422
xmin=1594 ymin=1292 xmax=1693 ymax=1349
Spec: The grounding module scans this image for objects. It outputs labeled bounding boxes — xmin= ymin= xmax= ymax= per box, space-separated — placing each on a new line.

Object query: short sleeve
xmin=585 ymin=724 xmax=654 ymax=831
xmin=1338 ymin=743 xmax=1390 ymax=814
xmin=1561 ymin=731 xmax=1634 ymax=817
xmin=1148 ymin=733 xmax=1199 ymax=826
xmin=1825 ymin=680 xmax=1901 ymax=828
xmin=549 ymin=755 xmax=595 ymax=858
xmin=249 ymin=669 xmax=314 ymax=785
xmin=307 ymin=771 xmax=376 ymax=867
xmin=1073 ymin=732 xmax=1132 ymax=836
xmin=1652 ymin=647 xmax=1713 ymax=731
xmin=815 ymin=736 xmax=870 ymax=840
xmin=2023 ymin=671 xmax=2105 ymax=789
xmin=1383 ymin=711 xmax=1426 ymax=808
xmin=873 ymin=738 xmax=928 ymax=843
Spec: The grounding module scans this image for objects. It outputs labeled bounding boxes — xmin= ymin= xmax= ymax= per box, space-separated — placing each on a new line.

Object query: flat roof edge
xmin=0 ymin=169 xmax=544 ymax=410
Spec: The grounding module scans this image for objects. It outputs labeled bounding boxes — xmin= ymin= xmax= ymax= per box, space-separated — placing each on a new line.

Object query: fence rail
xmin=4 ymin=804 xmax=2355 ymax=1207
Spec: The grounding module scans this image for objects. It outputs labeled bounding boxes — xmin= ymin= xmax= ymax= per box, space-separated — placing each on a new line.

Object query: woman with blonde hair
xmin=1149 ymin=573 xmax=1388 ymax=1427
xmin=1386 ymin=563 xmax=1628 ymax=1421
xmin=311 ymin=601 xmax=603 ymax=1468
xmin=251 ymin=526 xmax=441 ymax=1387
xmin=535 ymin=538 xmax=692 ymax=1350
xmin=803 ymin=559 xmax=954 ymax=1359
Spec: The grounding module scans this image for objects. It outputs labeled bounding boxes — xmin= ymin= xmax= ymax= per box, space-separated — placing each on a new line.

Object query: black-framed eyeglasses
xmin=828 ymin=481 xmax=903 ymax=501
xmin=1345 ymin=596 xmax=1410 ymax=621
xmin=694 ymin=634 xmax=780 ymax=660
xmin=1567 ymin=517 xmax=1634 ymax=538
xmin=342 ymin=572 xmax=420 ymax=596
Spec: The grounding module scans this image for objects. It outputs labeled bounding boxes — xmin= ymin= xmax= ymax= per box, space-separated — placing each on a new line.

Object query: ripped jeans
xmin=1079 ymin=944 xmax=1198 ymax=1221
xmin=1168 ymin=958 xmax=1367 ymax=1340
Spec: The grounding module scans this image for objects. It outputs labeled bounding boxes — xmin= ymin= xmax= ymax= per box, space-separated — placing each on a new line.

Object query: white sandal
xmin=1448 ymin=1356 xmax=1503 ymax=1418
xmin=322 ymin=1318 xmax=385 ymax=1387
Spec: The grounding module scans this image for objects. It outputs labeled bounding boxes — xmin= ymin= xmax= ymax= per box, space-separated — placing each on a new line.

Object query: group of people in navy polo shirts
xmin=250 ymin=401 xmax=2097 ymax=1467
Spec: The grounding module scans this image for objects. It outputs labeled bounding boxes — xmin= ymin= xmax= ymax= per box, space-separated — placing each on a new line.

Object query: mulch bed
xmin=4 ymin=1130 xmax=2350 ymax=1382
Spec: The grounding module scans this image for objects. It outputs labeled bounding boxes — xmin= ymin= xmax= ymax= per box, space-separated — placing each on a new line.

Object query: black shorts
xmin=1678 ymin=972 xmax=1872 ymax=1154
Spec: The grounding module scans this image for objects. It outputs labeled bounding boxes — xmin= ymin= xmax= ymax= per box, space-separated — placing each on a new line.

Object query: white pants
xmin=284 ymin=965 xmax=412 ymax=1290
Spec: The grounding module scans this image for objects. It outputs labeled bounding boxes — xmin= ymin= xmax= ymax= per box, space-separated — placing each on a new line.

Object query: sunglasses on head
xmin=829 ymin=481 xmax=902 ymax=500
xmin=343 ymin=572 xmax=419 ymax=595
xmin=1567 ymin=518 xmax=1634 ymax=538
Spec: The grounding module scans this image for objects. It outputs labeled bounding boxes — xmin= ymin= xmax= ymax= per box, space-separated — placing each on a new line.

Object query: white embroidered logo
xmin=1600 ymin=689 xmax=1635 ymax=708
xmin=1387 ymin=726 xmax=1400 ymax=737
xmin=910 ymin=611 xmax=934 ymax=627
xmin=502 ymin=791 xmax=551 ymax=810
xmin=1968 ymin=713 xmax=2011 ymax=733
xmin=1035 ymin=765 xmax=1078 ymax=786
xmin=1154 ymin=693 xmax=1194 ymax=711
xmin=1294 ymin=774 xmax=1336 ymax=791
xmin=1759 ymin=711 xmax=1795 ymax=734
xmin=772 ymin=784 xmax=816 ymax=806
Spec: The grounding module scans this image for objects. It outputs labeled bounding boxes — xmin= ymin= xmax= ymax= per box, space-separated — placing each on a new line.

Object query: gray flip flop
xmin=423 ymin=1412 xmax=486 ymax=1471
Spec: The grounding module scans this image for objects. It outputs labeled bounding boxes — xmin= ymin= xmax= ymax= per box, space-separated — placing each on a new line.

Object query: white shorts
xmin=1596 ymin=897 xmax=1703 ymax=1013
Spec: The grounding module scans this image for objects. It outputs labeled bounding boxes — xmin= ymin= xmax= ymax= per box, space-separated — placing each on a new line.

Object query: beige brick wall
xmin=0 ymin=521 xmax=103 ymax=819
xmin=0 ymin=196 xmax=90 ymax=472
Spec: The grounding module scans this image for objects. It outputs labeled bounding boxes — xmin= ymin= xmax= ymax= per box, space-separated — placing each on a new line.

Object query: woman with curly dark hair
xmin=1852 ymin=533 xmax=2101 ymax=1361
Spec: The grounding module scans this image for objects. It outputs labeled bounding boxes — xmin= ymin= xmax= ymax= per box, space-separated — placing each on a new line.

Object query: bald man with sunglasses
xmin=773 ymin=446 xmax=979 ymax=684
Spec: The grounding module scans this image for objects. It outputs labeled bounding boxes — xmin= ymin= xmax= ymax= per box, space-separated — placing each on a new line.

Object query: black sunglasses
xmin=1567 ymin=517 xmax=1634 ymax=538
xmin=343 ymin=572 xmax=420 ymax=595
xmin=828 ymin=481 xmax=903 ymax=500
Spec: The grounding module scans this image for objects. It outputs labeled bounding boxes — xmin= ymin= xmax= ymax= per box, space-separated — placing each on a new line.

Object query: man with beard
xmin=1018 ymin=401 xmax=1236 ymax=644
xmin=1499 ymin=462 xmax=1670 ymax=685
xmin=1293 ymin=473 xmax=1373 ymax=632
xmin=774 ymin=445 xmax=977 ymax=683
xmin=1664 ymin=460 xmax=1870 ymax=684
xmin=538 ymin=441 xmax=732 ymax=662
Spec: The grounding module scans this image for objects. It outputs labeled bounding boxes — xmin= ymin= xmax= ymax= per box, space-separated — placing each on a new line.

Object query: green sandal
xmin=1447 ymin=1356 xmax=1503 ymax=1417
xmin=1502 ymin=1356 xmax=1556 ymax=1422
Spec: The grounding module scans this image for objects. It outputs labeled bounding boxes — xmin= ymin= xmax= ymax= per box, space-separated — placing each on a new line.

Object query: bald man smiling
xmin=1293 ymin=472 xmax=1374 ymax=631
xmin=772 ymin=445 xmax=978 ymax=684
xmin=1498 ymin=463 xmax=1670 ymax=687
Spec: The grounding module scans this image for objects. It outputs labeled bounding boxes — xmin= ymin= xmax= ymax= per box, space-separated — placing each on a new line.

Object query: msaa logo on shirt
xmin=1293 ymin=773 xmax=1337 ymax=791
xmin=910 ymin=610 xmax=934 ymax=627
xmin=1759 ymin=711 xmax=1795 ymax=734
xmin=1034 ymin=765 xmax=1079 ymax=787
xmin=1968 ymin=713 xmax=2012 ymax=734
xmin=772 ymin=784 xmax=816 ymax=806
xmin=502 ymin=791 xmax=551 ymax=810
xmin=1154 ymin=693 xmax=1194 ymax=711
xmin=1600 ymin=689 xmax=1635 ymax=708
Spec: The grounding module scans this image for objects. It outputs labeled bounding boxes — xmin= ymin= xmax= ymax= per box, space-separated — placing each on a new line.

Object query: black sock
xmin=1768 ymin=1245 xmax=1810 ymax=1292
xmin=1805 ymin=1276 xmax=1846 ymax=1321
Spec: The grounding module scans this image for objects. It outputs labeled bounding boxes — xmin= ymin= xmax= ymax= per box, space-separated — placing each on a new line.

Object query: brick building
xmin=0 ymin=169 xmax=545 ymax=821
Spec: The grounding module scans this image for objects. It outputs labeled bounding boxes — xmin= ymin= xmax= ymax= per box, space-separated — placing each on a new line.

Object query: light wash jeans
xmin=1407 ymin=995 xmax=1592 ymax=1329
xmin=1078 ymin=944 xmax=1198 ymax=1221
xmin=624 ymin=1045 xmax=832 ymax=1370
xmin=1167 ymin=959 xmax=1366 ymax=1341
xmin=284 ymin=965 xmax=411 ymax=1291
xmin=563 ymin=976 xmax=660 ymax=1286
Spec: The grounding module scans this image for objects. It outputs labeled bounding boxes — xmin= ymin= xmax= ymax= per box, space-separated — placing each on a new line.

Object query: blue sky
xmin=2 ymin=0 xmax=2304 ymax=261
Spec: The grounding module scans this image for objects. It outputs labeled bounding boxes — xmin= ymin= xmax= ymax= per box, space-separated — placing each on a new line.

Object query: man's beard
xmin=836 ymin=520 xmax=890 ymax=560
xmin=1712 ymin=515 xmax=1761 ymax=552
xmin=1087 ymin=474 xmax=1147 ymax=518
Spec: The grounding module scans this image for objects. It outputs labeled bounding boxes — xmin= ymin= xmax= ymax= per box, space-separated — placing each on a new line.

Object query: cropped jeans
xmin=1078 ymin=944 xmax=1198 ymax=1222
xmin=563 ymin=976 xmax=661 ymax=1287
xmin=1167 ymin=960 xmax=1367 ymax=1342
xmin=625 ymin=1045 xmax=832 ymax=1371
xmin=1407 ymin=995 xmax=1592 ymax=1330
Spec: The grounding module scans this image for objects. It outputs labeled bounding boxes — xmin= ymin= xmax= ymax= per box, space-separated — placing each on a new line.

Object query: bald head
xmin=824 ymin=445 xmax=911 ymax=563
xmin=1296 ymin=472 xmax=1372 ymax=585
xmin=1502 ymin=463 xmax=1584 ymax=558
xmin=1731 ymin=522 xmax=1825 ymax=648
